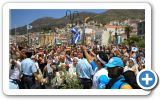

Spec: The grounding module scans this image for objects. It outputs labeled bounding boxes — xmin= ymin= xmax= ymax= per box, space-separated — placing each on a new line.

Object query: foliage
xmin=123 ymin=35 xmax=145 ymax=48
xmin=61 ymin=75 xmax=83 ymax=89
xmin=94 ymin=9 xmax=145 ymax=25
xmin=50 ymin=71 xmax=83 ymax=89
xmin=125 ymin=25 xmax=133 ymax=39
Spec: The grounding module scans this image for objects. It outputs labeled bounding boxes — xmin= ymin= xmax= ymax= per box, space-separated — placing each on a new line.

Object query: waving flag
xmin=71 ymin=27 xmax=81 ymax=44
xmin=73 ymin=32 xmax=81 ymax=44
xmin=27 ymin=25 xmax=33 ymax=29
xmin=71 ymin=27 xmax=79 ymax=34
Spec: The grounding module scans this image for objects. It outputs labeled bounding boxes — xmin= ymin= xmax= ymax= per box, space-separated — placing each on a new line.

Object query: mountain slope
xmin=10 ymin=9 xmax=145 ymax=35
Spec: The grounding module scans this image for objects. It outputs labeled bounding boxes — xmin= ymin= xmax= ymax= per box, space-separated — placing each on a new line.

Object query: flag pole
xmin=15 ymin=25 xmax=17 ymax=43
xmin=27 ymin=25 xmax=29 ymax=45
xmin=82 ymin=17 xmax=90 ymax=45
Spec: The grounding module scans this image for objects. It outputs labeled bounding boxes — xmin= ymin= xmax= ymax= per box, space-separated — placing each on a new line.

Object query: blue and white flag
xmin=71 ymin=27 xmax=79 ymax=34
xmin=27 ymin=25 xmax=33 ymax=29
xmin=71 ymin=27 xmax=81 ymax=44
xmin=73 ymin=32 xmax=81 ymax=44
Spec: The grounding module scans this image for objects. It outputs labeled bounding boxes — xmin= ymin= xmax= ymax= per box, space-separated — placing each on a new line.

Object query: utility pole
xmin=66 ymin=10 xmax=79 ymax=45
xmin=82 ymin=17 xmax=90 ymax=45
xmin=115 ymin=26 xmax=118 ymax=45
xmin=27 ymin=25 xmax=29 ymax=45
xmin=15 ymin=25 xmax=17 ymax=43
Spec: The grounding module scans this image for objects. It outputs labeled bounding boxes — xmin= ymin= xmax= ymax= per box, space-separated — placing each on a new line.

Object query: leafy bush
xmin=51 ymin=71 xmax=83 ymax=89
xmin=123 ymin=35 xmax=145 ymax=48
xmin=61 ymin=75 xmax=83 ymax=89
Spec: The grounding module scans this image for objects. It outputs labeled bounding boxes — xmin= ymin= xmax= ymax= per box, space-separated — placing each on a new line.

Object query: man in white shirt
xmin=9 ymin=59 xmax=21 ymax=89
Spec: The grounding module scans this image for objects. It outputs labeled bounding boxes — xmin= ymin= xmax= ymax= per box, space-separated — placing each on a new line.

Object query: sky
xmin=10 ymin=9 xmax=107 ymax=29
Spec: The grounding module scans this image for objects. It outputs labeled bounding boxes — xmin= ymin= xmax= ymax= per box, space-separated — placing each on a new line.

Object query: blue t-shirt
xmin=76 ymin=58 xmax=94 ymax=79
xmin=21 ymin=58 xmax=37 ymax=76
xmin=98 ymin=75 xmax=110 ymax=89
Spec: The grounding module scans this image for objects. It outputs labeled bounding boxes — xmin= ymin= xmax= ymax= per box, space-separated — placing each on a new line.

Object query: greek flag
xmin=71 ymin=27 xmax=79 ymax=34
xmin=27 ymin=25 xmax=33 ymax=29
xmin=71 ymin=27 xmax=81 ymax=44
xmin=73 ymin=32 xmax=80 ymax=44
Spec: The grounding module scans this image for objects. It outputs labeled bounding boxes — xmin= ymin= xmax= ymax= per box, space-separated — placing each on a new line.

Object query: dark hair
xmin=11 ymin=64 xmax=15 ymax=70
xmin=25 ymin=51 xmax=33 ymax=58
xmin=123 ymin=70 xmax=141 ymax=89
xmin=98 ymin=51 xmax=108 ymax=64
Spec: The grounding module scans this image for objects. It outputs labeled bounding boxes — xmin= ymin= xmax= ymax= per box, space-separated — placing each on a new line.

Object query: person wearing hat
xmin=130 ymin=47 xmax=138 ymax=59
xmin=81 ymin=46 xmax=109 ymax=89
xmin=124 ymin=58 xmax=139 ymax=75
xmin=105 ymin=57 xmax=132 ymax=89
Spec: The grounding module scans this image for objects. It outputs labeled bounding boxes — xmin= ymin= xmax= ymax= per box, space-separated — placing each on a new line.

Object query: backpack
xmin=105 ymin=70 xmax=141 ymax=89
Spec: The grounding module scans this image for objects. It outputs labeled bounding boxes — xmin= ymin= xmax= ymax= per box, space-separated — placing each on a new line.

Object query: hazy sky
xmin=10 ymin=9 xmax=107 ymax=29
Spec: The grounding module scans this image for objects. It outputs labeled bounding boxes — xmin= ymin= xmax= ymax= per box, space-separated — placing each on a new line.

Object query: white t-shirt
xmin=35 ymin=62 xmax=39 ymax=69
xmin=47 ymin=63 xmax=53 ymax=73
xmin=68 ymin=64 xmax=77 ymax=77
xmin=9 ymin=61 xmax=21 ymax=80
xmin=92 ymin=68 xmax=108 ymax=89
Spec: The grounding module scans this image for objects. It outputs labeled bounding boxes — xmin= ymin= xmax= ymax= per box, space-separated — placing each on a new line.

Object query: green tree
xmin=125 ymin=25 xmax=133 ymax=39
xmin=123 ymin=36 xmax=145 ymax=48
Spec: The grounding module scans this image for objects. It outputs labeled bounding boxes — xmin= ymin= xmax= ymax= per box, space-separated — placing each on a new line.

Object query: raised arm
xmin=81 ymin=46 xmax=94 ymax=63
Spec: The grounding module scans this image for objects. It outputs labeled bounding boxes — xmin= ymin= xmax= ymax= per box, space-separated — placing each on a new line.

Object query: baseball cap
xmin=105 ymin=57 xmax=124 ymax=68
xmin=131 ymin=47 xmax=138 ymax=52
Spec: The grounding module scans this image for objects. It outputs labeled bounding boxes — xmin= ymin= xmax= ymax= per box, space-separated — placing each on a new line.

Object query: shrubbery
xmin=123 ymin=35 xmax=145 ymax=48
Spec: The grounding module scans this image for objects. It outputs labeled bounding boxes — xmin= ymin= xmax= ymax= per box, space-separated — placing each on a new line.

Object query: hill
xmin=94 ymin=9 xmax=145 ymax=24
xmin=10 ymin=9 xmax=145 ymax=35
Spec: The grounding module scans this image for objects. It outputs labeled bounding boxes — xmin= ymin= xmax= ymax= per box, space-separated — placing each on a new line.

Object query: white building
xmin=101 ymin=30 xmax=111 ymax=46
xmin=105 ymin=25 xmax=126 ymax=44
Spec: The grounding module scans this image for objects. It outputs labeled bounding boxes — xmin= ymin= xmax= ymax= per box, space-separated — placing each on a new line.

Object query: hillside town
xmin=10 ymin=18 xmax=145 ymax=47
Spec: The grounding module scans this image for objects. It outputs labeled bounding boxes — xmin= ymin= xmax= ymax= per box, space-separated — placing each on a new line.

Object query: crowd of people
xmin=9 ymin=42 xmax=145 ymax=89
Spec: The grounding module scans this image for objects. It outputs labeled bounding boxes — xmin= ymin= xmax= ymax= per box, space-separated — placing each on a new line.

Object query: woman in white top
xmin=124 ymin=58 xmax=139 ymax=75
xmin=68 ymin=57 xmax=78 ymax=77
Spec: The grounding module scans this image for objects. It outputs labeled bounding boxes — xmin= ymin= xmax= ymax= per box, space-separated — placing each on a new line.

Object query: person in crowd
xmin=68 ymin=57 xmax=78 ymax=77
xmin=58 ymin=53 xmax=68 ymax=70
xmin=43 ymin=59 xmax=55 ymax=87
xmin=105 ymin=57 xmax=132 ymax=89
xmin=123 ymin=70 xmax=141 ymax=89
xmin=76 ymin=50 xmax=94 ymax=89
xmin=31 ymin=54 xmax=47 ymax=88
xmin=9 ymin=59 xmax=21 ymax=89
xmin=81 ymin=46 xmax=109 ymax=89
xmin=38 ymin=52 xmax=47 ymax=74
xmin=130 ymin=47 xmax=138 ymax=59
xmin=9 ymin=40 xmax=144 ymax=89
xmin=20 ymin=51 xmax=38 ymax=89
xmin=124 ymin=58 xmax=139 ymax=75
